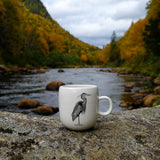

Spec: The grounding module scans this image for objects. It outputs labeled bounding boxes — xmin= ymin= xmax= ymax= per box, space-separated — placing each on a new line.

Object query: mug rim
xmin=60 ymin=84 xmax=97 ymax=89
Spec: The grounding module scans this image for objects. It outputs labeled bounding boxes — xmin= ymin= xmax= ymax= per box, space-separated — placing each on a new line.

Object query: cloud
xmin=112 ymin=1 xmax=147 ymax=20
xmin=41 ymin=0 xmax=148 ymax=48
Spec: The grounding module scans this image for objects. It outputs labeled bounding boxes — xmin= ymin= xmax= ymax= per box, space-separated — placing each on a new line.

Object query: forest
xmin=100 ymin=0 xmax=160 ymax=77
xmin=0 ymin=0 xmax=160 ymax=77
xmin=0 ymin=0 xmax=100 ymax=67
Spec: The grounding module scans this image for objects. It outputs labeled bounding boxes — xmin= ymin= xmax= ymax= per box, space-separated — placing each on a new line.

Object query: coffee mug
xmin=59 ymin=84 xmax=113 ymax=131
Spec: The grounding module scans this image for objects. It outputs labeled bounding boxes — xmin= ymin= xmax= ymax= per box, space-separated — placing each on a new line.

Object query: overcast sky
xmin=41 ymin=0 xmax=149 ymax=48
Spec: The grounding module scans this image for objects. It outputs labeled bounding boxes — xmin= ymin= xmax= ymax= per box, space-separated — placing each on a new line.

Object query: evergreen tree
xmin=143 ymin=0 xmax=160 ymax=57
xmin=143 ymin=14 xmax=160 ymax=56
xmin=111 ymin=30 xmax=116 ymax=43
xmin=109 ymin=31 xmax=121 ymax=65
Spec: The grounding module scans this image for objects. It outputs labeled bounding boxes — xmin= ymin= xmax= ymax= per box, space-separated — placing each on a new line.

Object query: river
xmin=0 ymin=68 xmax=144 ymax=117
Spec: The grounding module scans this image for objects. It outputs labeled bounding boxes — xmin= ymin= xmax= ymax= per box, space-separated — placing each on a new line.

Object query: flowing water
xmin=0 ymin=68 xmax=144 ymax=117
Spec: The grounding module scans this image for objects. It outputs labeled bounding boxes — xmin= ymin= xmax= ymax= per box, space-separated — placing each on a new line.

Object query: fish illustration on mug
xmin=71 ymin=93 xmax=90 ymax=126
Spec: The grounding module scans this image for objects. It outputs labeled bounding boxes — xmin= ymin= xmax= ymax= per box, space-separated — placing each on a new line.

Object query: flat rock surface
xmin=0 ymin=106 xmax=160 ymax=160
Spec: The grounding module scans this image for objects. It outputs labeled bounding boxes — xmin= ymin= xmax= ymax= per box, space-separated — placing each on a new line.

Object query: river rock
xmin=119 ymin=102 xmax=128 ymax=107
xmin=18 ymin=67 xmax=33 ymax=74
xmin=0 ymin=106 xmax=160 ymax=159
xmin=139 ymin=89 xmax=149 ymax=94
xmin=153 ymin=77 xmax=160 ymax=85
xmin=46 ymin=80 xmax=65 ymax=91
xmin=58 ymin=69 xmax=64 ymax=72
xmin=154 ymin=86 xmax=160 ymax=94
xmin=0 ymin=65 xmax=7 ymax=70
xmin=120 ymin=100 xmax=143 ymax=109
xmin=132 ymin=93 xmax=144 ymax=99
xmin=133 ymin=99 xmax=143 ymax=107
xmin=18 ymin=99 xmax=41 ymax=109
xmin=131 ymin=93 xmax=144 ymax=108
xmin=105 ymin=69 xmax=112 ymax=72
xmin=37 ymin=68 xmax=45 ymax=74
xmin=119 ymin=102 xmax=131 ymax=108
xmin=33 ymin=105 xmax=59 ymax=115
xmin=0 ymin=64 xmax=9 ymax=73
xmin=99 ymin=69 xmax=112 ymax=72
xmin=143 ymin=76 xmax=152 ymax=81
xmin=99 ymin=69 xmax=105 ymax=72
xmin=143 ymin=94 xmax=160 ymax=107
xmin=124 ymin=84 xmax=134 ymax=92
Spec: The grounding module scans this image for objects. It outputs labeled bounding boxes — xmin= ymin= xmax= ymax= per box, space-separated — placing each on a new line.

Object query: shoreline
xmin=101 ymin=68 xmax=160 ymax=109
xmin=0 ymin=64 xmax=106 ymax=75
xmin=1 ymin=64 xmax=160 ymax=111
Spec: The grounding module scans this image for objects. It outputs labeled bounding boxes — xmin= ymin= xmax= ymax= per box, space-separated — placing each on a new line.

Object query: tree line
xmin=0 ymin=0 xmax=100 ymax=67
xmin=100 ymin=0 xmax=160 ymax=77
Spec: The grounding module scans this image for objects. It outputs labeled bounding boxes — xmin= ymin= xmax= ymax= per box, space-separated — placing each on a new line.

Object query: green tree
xmin=0 ymin=0 xmax=24 ymax=62
xmin=111 ymin=30 xmax=116 ymax=43
xmin=144 ymin=16 xmax=160 ymax=56
xmin=143 ymin=0 xmax=160 ymax=57
xmin=45 ymin=50 xmax=64 ymax=67
xmin=109 ymin=31 xmax=121 ymax=65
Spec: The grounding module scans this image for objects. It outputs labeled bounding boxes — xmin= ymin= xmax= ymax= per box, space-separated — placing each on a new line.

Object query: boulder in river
xmin=153 ymin=77 xmax=160 ymax=85
xmin=0 ymin=64 xmax=9 ymax=73
xmin=18 ymin=67 xmax=33 ymax=74
xmin=153 ymin=86 xmax=160 ymax=94
xmin=18 ymin=99 xmax=41 ymax=109
xmin=46 ymin=80 xmax=65 ymax=91
xmin=124 ymin=84 xmax=134 ymax=92
xmin=33 ymin=106 xmax=59 ymax=115
xmin=119 ymin=102 xmax=129 ymax=108
xmin=143 ymin=94 xmax=160 ymax=107
xmin=58 ymin=69 xmax=64 ymax=72
xmin=37 ymin=68 xmax=45 ymax=74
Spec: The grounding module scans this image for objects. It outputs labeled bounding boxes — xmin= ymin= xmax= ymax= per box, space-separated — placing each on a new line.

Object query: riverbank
xmin=1 ymin=65 xmax=160 ymax=114
xmin=0 ymin=67 xmax=146 ymax=116
xmin=0 ymin=106 xmax=160 ymax=159
xmin=103 ymin=67 xmax=160 ymax=109
xmin=0 ymin=64 xmax=103 ymax=75
xmin=0 ymin=64 xmax=48 ymax=74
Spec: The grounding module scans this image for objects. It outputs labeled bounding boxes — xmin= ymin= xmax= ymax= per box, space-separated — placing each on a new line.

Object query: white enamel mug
xmin=59 ymin=84 xmax=113 ymax=131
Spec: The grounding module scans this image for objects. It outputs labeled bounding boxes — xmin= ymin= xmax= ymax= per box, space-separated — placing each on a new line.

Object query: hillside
xmin=0 ymin=0 xmax=100 ymax=67
xmin=19 ymin=0 xmax=52 ymax=21
xmin=100 ymin=0 xmax=160 ymax=77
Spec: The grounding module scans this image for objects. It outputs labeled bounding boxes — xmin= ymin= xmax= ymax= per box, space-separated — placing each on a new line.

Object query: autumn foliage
xmin=101 ymin=0 xmax=160 ymax=76
xmin=0 ymin=0 xmax=100 ymax=67
xmin=118 ymin=19 xmax=147 ymax=60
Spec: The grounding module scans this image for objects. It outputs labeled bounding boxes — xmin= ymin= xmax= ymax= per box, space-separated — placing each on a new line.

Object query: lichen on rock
xmin=0 ymin=106 xmax=160 ymax=159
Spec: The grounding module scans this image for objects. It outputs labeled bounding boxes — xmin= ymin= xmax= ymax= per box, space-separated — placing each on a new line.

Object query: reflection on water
xmin=0 ymin=68 xmax=144 ymax=117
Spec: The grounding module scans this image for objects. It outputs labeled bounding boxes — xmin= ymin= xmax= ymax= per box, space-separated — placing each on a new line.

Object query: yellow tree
xmin=80 ymin=54 xmax=88 ymax=63
xmin=146 ymin=0 xmax=160 ymax=20
xmin=0 ymin=0 xmax=24 ymax=57
xmin=80 ymin=50 xmax=88 ymax=63
xmin=47 ymin=32 xmax=66 ymax=53
xmin=96 ymin=51 xmax=106 ymax=64
xmin=98 ymin=44 xmax=111 ymax=63
xmin=118 ymin=19 xmax=147 ymax=60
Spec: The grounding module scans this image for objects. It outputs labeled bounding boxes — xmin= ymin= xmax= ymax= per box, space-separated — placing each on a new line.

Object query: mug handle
xmin=98 ymin=96 xmax=113 ymax=116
